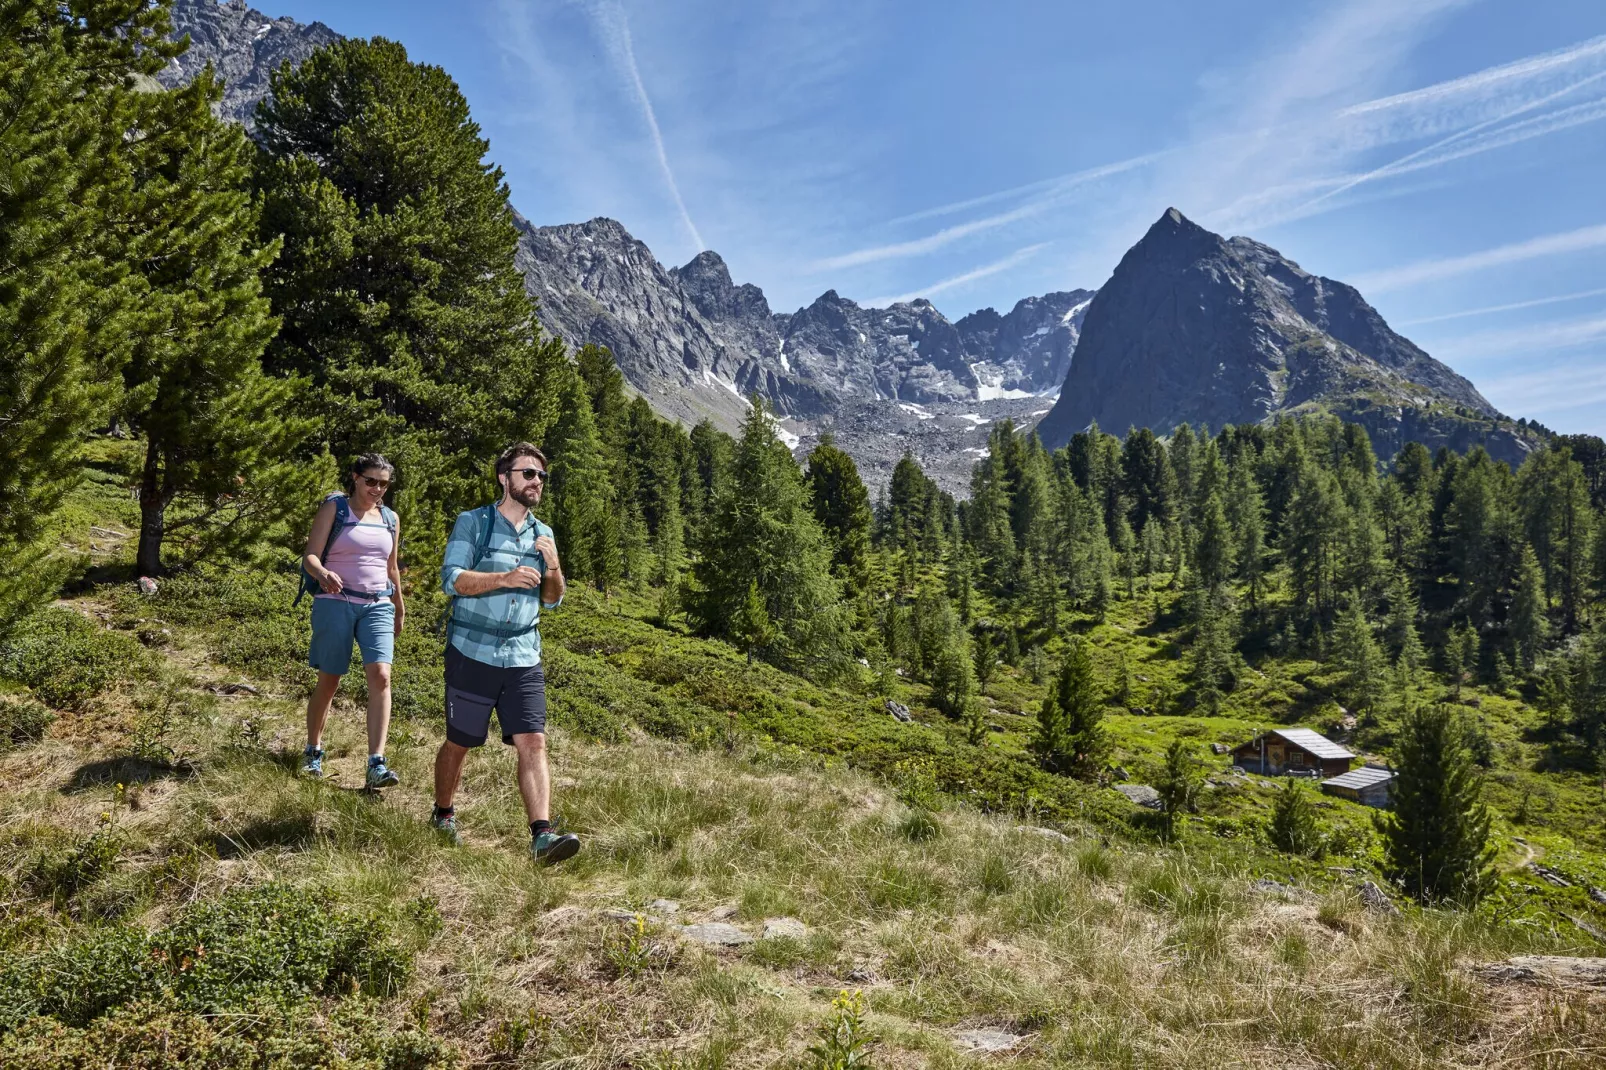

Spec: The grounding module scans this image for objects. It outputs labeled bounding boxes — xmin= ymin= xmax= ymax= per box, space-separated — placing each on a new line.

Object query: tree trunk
xmin=136 ymin=443 xmax=169 ymax=577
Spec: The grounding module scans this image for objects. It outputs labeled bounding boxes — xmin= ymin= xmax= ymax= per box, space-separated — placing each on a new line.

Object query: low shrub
xmin=0 ymin=997 xmax=453 ymax=1069
xmin=0 ymin=695 xmax=53 ymax=748
xmin=0 ymin=883 xmax=421 ymax=1030
xmin=0 ymin=608 xmax=150 ymax=709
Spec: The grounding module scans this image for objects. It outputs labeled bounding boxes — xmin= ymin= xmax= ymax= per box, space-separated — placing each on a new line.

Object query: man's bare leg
xmin=434 ymin=740 xmax=469 ymax=809
xmin=511 ymin=732 xmax=550 ymax=823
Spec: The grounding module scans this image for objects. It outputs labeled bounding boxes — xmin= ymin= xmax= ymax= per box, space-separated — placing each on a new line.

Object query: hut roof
xmin=1323 ymin=766 xmax=1394 ymax=790
xmin=1236 ymin=728 xmax=1355 ymax=761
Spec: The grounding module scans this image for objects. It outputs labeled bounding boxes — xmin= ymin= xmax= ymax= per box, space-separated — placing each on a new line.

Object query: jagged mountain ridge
xmin=1036 ymin=208 xmax=1535 ymax=467
xmin=157 ymin=0 xmax=339 ymax=127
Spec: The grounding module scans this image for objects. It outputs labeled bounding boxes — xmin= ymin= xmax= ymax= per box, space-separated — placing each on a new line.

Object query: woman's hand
xmin=394 ymin=610 xmax=405 ymax=637
xmin=317 ymin=567 xmax=344 ymax=595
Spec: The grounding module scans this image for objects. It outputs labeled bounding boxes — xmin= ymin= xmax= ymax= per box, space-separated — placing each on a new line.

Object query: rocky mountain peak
xmin=158 ymin=0 xmax=339 ymax=128
xmin=1037 ymin=208 xmax=1531 ymax=465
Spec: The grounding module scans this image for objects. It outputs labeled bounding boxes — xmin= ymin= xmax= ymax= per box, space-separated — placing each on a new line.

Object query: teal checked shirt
xmin=440 ymin=504 xmax=562 ymax=668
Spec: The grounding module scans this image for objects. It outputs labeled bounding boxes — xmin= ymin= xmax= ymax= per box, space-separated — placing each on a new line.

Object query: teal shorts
xmin=309 ymin=597 xmax=395 ymax=676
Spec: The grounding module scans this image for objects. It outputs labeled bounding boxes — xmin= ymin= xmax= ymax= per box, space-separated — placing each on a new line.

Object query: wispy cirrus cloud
xmin=1353 ymin=223 xmax=1606 ymax=293
xmin=1431 ymin=313 xmax=1606 ymax=364
xmin=863 ymin=243 xmax=1049 ymax=308
xmin=1397 ymin=287 xmax=1606 ymax=326
xmin=1483 ymin=355 xmax=1606 ymax=413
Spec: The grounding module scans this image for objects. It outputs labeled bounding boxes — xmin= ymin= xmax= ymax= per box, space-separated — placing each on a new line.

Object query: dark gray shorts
xmin=444 ymin=644 xmax=547 ymax=748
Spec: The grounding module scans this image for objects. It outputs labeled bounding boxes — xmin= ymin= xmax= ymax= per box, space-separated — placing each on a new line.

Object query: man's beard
xmin=510 ymin=483 xmax=541 ymax=508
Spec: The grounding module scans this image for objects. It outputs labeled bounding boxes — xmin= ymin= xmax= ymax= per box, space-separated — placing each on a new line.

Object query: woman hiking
xmin=299 ymin=454 xmax=405 ymax=788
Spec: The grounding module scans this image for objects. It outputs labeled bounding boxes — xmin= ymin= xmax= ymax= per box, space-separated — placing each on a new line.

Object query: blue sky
xmin=263 ymin=1 xmax=1606 ymax=435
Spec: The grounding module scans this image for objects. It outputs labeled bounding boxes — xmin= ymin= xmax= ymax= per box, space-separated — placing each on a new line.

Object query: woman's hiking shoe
xmin=300 ymin=746 xmax=324 ymax=778
xmin=365 ymin=756 xmax=399 ymax=789
xmin=431 ymin=810 xmax=461 ymax=847
xmin=532 ymin=831 xmax=581 ymax=866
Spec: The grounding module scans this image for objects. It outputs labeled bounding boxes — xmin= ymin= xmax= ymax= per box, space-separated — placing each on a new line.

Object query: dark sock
xmin=433 ymin=804 xmax=454 ymax=821
xmin=531 ymin=819 xmax=551 ymax=840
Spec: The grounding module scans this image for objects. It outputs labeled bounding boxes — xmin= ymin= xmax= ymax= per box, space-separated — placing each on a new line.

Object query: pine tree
xmin=1113 ymin=514 xmax=1137 ymax=598
xmin=972 ymin=626 xmax=997 ymax=690
xmin=806 ymin=435 xmax=873 ymax=581
xmin=1269 ymin=779 xmax=1325 ymax=858
xmin=1512 ymin=543 xmax=1550 ymax=673
xmin=1194 ymin=490 xmax=1234 ymax=590
xmin=1285 ymin=464 xmax=1344 ymax=622
xmin=119 ymin=69 xmax=318 ymax=575
xmin=542 ymin=371 xmax=617 ymax=587
xmin=1227 ymin=460 xmax=1267 ymax=608
xmin=732 ymin=579 xmax=777 ymax=664
xmin=255 ymin=36 xmax=567 ymax=565
xmin=1155 ymin=739 xmax=1202 ymax=843
xmin=1377 ymin=704 xmax=1496 ymax=903
xmin=1335 ymin=597 xmax=1387 ymax=720
xmin=0 ymin=0 xmax=180 ymax=627
xmin=1032 ymin=638 xmax=1108 ymax=777
xmin=688 ymin=399 xmax=848 ymax=674
xmin=1446 ymin=621 xmax=1480 ymax=699
xmin=930 ymin=629 xmax=977 ymax=724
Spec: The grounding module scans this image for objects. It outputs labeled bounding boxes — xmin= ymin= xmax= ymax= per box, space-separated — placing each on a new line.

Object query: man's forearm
xmin=542 ymin=570 xmax=565 ymax=604
xmin=452 ymin=570 xmax=507 ymax=597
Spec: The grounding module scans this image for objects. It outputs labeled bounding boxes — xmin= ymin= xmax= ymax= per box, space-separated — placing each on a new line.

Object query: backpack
xmin=295 ymin=493 xmax=399 ymax=606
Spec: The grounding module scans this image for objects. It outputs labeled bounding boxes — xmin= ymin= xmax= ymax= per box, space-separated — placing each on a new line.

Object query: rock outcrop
xmin=158 ymin=0 xmax=339 ymax=128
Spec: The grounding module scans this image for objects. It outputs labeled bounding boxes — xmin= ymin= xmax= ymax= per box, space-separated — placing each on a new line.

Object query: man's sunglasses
xmin=511 ymin=467 xmax=547 ymax=484
xmin=360 ymin=475 xmax=391 ymax=490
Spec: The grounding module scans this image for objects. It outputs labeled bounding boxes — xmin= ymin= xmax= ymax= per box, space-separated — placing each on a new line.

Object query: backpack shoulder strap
xmin=322 ymin=494 xmax=353 ymax=557
xmin=473 ymin=504 xmax=499 ymax=568
xmin=380 ymin=504 xmax=399 ymax=535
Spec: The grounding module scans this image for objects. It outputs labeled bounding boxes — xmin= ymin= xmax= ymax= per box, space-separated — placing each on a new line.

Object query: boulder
xmin=1114 ymin=784 xmax=1161 ymax=810
xmin=761 ymin=917 xmax=808 ymax=940
xmin=680 ymin=922 xmax=753 ymax=947
xmin=1482 ymin=956 xmax=1606 ymax=987
xmin=885 ymin=700 xmax=913 ymax=723
xmin=954 ymin=1029 xmax=1026 ymax=1053
xmin=1358 ymin=880 xmax=1399 ymax=915
xmin=1015 ymin=825 xmax=1074 ymax=844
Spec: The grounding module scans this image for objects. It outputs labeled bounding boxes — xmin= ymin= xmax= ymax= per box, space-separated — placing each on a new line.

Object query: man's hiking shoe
xmin=431 ymin=811 xmax=461 ymax=847
xmin=365 ymin=756 xmax=399 ymax=789
xmin=300 ymin=747 xmax=324 ymax=778
xmin=532 ymin=831 xmax=581 ymax=866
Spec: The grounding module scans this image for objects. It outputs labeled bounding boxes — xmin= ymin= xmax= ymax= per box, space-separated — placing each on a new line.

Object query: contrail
xmin=593 ymin=1 xmax=704 ymax=251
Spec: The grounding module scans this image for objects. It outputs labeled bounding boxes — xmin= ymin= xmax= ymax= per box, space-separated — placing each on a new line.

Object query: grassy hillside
xmin=2 ymin=441 xmax=1604 ymax=1067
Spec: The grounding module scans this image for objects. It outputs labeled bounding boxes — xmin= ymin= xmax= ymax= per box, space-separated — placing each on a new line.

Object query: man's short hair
xmin=495 ymin=442 xmax=548 ymax=479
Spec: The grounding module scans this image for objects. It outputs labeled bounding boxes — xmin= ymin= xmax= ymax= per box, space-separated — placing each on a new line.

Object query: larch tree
xmin=1378 ymin=703 xmax=1495 ymax=904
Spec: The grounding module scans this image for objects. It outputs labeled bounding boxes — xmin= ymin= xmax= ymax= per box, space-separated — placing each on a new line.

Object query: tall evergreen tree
xmin=255 ymin=36 xmax=566 ymax=563
xmin=1194 ymin=490 xmax=1234 ymax=591
xmin=0 ymin=0 xmax=179 ymax=626
xmin=119 ymin=69 xmax=317 ymax=574
xmin=688 ymin=399 xmax=848 ymax=674
xmin=1032 ymin=637 xmax=1108 ymax=777
xmin=1155 ymin=739 xmax=1203 ymax=843
xmin=1512 ymin=543 xmax=1550 ymax=673
xmin=1335 ymin=596 xmax=1387 ymax=720
xmin=805 ymin=435 xmax=873 ymax=581
xmin=1378 ymin=704 xmax=1495 ymax=903
xmin=542 ymin=371 xmax=619 ymax=589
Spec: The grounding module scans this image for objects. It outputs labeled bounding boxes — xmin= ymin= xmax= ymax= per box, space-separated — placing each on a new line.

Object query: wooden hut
xmin=1230 ymin=728 xmax=1354 ymax=778
xmin=1321 ymin=765 xmax=1395 ymax=808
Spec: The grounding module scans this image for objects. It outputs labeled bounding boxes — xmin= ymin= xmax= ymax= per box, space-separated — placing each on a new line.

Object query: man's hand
xmin=533 ymin=534 xmax=561 ymax=577
xmin=317 ymin=567 xmax=344 ymax=595
xmin=503 ymin=565 xmax=543 ymax=590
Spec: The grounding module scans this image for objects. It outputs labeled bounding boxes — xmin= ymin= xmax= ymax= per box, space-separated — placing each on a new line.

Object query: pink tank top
xmin=317 ymin=518 xmax=395 ymax=599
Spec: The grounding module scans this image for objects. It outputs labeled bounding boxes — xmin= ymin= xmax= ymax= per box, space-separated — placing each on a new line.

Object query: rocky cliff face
xmin=514 ymin=214 xmax=1091 ymax=491
xmin=1037 ymin=209 xmax=1535 ymax=466
xmin=158 ymin=0 xmax=339 ymax=128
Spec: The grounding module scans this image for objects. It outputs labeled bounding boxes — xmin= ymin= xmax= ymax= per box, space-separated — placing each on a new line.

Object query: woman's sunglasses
xmin=360 ymin=475 xmax=391 ymax=489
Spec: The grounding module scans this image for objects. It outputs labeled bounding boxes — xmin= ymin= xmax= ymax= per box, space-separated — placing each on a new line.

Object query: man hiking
xmin=432 ymin=442 xmax=580 ymax=865
xmin=299 ymin=453 xmax=404 ymax=789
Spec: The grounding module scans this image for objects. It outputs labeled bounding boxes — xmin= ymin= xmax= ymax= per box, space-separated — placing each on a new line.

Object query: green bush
xmin=0 ymin=695 xmax=53 ymax=748
xmin=0 ymin=883 xmax=419 ymax=1030
xmin=0 ymin=997 xmax=453 ymax=1069
xmin=0 ymin=608 xmax=150 ymax=709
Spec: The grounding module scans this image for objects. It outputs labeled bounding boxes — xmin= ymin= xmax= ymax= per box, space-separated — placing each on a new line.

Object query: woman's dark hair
xmin=495 ymin=442 xmax=548 ymax=479
xmin=349 ymin=453 xmax=394 ymax=490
